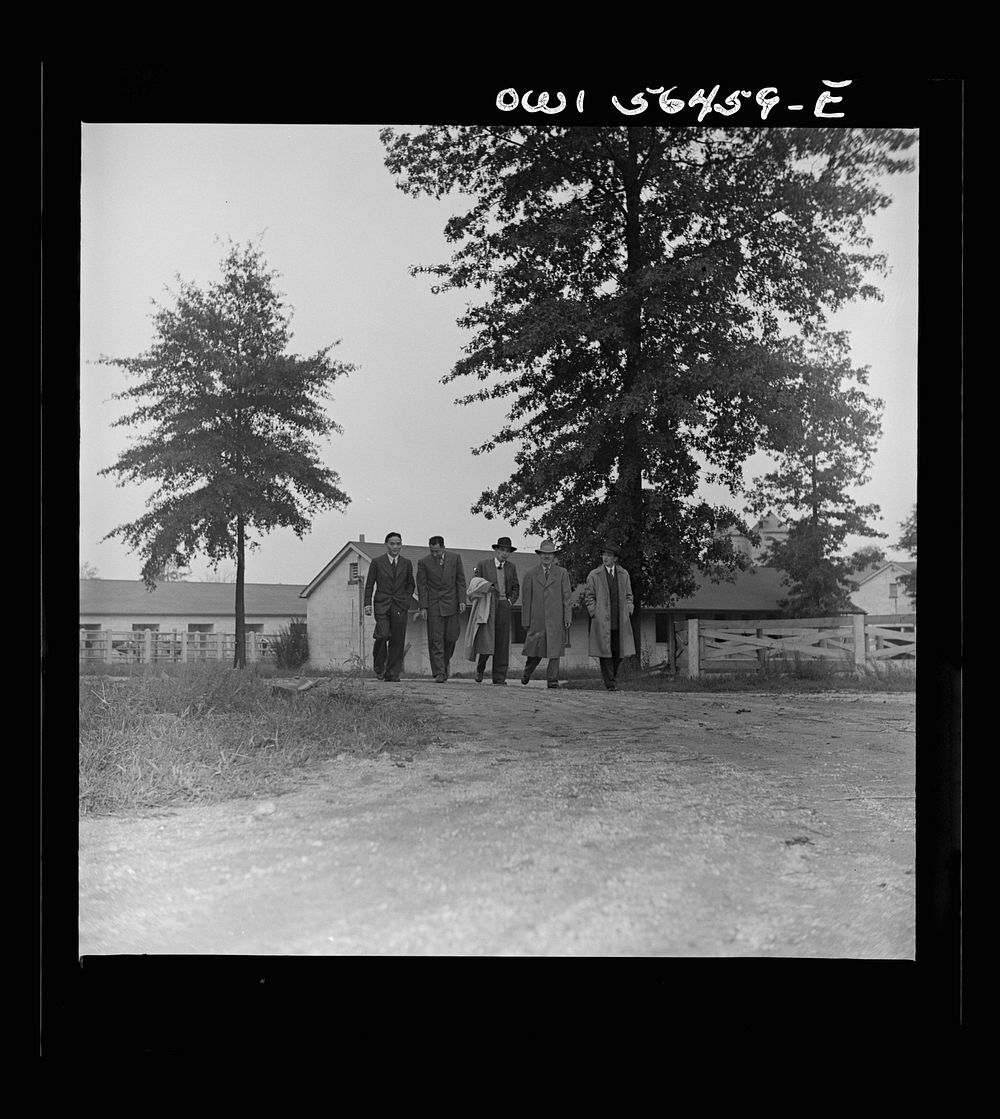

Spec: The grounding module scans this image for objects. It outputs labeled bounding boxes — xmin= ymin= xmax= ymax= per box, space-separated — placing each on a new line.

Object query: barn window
xmin=654 ymin=613 xmax=671 ymax=643
xmin=132 ymin=623 xmax=159 ymax=631
xmin=348 ymin=561 xmax=360 ymax=584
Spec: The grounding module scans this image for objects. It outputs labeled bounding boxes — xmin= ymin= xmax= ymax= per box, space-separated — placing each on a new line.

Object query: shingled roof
xmin=79 ymin=580 xmax=307 ymax=617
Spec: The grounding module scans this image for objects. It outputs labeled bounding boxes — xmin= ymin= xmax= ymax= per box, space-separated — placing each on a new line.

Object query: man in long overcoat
xmin=363 ymin=531 xmax=415 ymax=682
xmin=417 ymin=536 xmax=467 ymax=683
xmin=584 ymin=541 xmax=635 ymax=691
xmin=519 ymin=539 xmax=573 ymax=689
xmin=471 ymin=536 xmax=520 ymax=685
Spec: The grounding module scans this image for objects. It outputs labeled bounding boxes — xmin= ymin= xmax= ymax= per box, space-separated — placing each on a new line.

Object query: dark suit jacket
xmin=417 ymin=552 xmax=467 ymax=616
xmin=364 ymin=554 xmax=415 ymax=614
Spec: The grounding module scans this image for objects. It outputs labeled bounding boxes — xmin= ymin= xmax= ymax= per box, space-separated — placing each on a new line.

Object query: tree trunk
xmin=617 ymin=129 xmax=646 ymax=665
xmin=233 ymin=514 xmax=247 ymax=669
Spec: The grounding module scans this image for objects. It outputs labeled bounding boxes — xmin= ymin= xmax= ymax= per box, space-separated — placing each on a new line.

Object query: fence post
xmin=144 ymin=628 xmax=153 ymax=664
xmin=687 ymin=617 xmax=700 ymax=679
xmin=104 ymin=629 xmax=113 ymax=665
xmin=180 ymin=630 xmax=188 ymax=663
xmin=853 ymin=614 xmax=866 ymax=671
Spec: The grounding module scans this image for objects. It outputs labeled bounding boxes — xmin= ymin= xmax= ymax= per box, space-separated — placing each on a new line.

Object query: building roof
xmin=852 ymin=560 xmax=917 ymax=586
xmin=79 ymin=579 xmax=307 ymax=617
xmin=669 ymin=566 xmax=789 ymax=613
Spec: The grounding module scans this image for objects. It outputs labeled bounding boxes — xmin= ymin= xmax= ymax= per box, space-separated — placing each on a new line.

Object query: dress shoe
xmin=492 ymin=679 xmax=507 ymax=686
xmin=521 ymin=675 xmax=530 ymax=685
xmin=375 ymin=671 xmax=384 ymax=680
xmin=384 ymin=676 xmax=399 ymax=682
xmin=434 ymin=674 xmax=446 ymax=683
xmin=475 ymin=671 xmax=484 ymax=683
xmin=547 ymin=681 xmax=559 ymax=689
xmin=606 ymin=683 xmax=617 ymax=691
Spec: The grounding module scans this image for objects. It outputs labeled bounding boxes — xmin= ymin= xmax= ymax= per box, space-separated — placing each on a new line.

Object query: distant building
xmin=78 ymin=579 xmax=306 ymax=643
xmin=848 ymin=561 xmax=917 ymax=616
xmin=719 ymin=510 xmax=790 ymax=560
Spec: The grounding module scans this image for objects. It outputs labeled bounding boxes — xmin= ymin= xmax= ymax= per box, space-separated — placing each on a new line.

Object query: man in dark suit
xmin=364 ymin=532 xmax=415 ymax=682
xmin=417 ymin=536 xmax=467 ymax=683
xmin=471 ymin=536 xmax=520 ymax=685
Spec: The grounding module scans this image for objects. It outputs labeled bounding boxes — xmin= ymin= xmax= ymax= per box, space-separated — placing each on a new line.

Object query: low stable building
xmin=78 ymin=579 xmax=306 ymax=663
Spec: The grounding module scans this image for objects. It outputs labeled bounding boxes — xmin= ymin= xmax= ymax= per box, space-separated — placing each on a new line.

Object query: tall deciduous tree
xmin=743 ymin=331 xmax=886 ymax=616
xmin=98 ymin=240 xmax=353 ymax=667
xmin=382 ymin=125 xmax=914 ymax=653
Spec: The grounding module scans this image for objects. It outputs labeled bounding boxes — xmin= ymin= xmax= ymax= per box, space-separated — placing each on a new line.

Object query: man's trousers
xmin=427 ymin=612 xmax=460 ymax=678
xmin=477 ymin=599 xmax=512 ymax=683
xmin=599 ymin=627 xmax=622 ymax=689
xmin=372 ymin=607 xmax=409 ymax=679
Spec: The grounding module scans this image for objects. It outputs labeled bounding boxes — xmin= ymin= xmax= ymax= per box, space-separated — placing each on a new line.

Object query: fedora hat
xmin=602 ymin=541 xmax=621 ymax=556
xmin=492 ymin=536 xmax=517 ymax=551
xmin=535 ymin=539 xmax=558 ymax=555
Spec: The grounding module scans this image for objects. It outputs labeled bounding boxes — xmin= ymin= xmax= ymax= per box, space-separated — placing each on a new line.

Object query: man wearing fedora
xmin=584 ymin=542 xmax=635 ymax=691
xmin=417 ymin=536 xmax=467 ymax=683
xmin=471 ymin=536 xmax=520 ymax=685
xmin=519 ymin=539 xmax=573 ymax=689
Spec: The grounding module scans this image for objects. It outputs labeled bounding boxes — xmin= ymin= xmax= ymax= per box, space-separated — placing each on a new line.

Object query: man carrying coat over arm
xmin=520 ymin=539 xmax=573 ymax=689
xmin=584 ymin=541 xmax=635 ymax=691
xmin=471 ymin=536 xmax=520 ymax=685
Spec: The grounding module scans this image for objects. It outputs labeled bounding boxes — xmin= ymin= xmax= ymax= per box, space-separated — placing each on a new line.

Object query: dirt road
xmin=78 ymin=680 xmax=915 ymax=957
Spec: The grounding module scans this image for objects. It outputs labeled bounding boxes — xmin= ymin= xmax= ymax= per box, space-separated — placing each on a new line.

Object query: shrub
xmin=270 ymin=616 xmax=309 ymax=670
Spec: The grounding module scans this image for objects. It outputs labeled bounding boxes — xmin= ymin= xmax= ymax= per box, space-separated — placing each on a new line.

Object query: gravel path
xmin=78 ymin=680 xmax=915 ymax=957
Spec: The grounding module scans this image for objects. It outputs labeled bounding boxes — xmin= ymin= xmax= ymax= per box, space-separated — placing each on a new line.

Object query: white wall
xmin=850 ymin=566 xmax=916 ymax=617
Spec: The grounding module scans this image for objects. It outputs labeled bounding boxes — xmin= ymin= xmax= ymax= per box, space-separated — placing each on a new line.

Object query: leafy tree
xmin=98 ymin=240 xmax=353 ymax=667
xmin=382 ymin=124 xmax=914 ymax=653
xmin=743 ymin=331 xmax=886 ymax=616
xmin=896 ymin=505 xmax=917 ymax=605
xmin=79 ymin=561 xmax=99 ymax=580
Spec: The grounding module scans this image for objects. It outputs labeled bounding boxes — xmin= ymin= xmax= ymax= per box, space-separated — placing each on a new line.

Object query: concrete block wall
xmin=304 ymin=550 xmax=368 ymax=670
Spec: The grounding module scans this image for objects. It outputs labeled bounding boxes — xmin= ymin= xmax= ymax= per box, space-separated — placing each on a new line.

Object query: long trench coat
xmin=520 ymin=562 xmax=573 ymax=658
xmin=584 ymin=564 xmax=636 ymax=658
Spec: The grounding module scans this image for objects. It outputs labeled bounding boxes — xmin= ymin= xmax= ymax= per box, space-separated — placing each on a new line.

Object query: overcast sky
xmin=79 ymin=123 xmax=918 ymax=586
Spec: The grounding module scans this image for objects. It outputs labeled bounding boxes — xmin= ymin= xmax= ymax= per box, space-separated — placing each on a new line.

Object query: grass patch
xmin=79 ymin=662 xmax=441 ymax=817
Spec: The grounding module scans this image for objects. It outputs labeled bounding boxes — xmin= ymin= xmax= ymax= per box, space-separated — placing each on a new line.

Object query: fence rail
xmin=79 ymin=629 xmax=276 ymax=666
xmin=685 ymin=614 xmax=915 ymax=677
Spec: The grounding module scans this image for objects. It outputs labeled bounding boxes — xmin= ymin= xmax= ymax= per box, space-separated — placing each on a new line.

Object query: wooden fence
xmin=79 ymin=629 xmax=276 ymax=666
xmin=685 ymin=614 xmax=915 ymax=678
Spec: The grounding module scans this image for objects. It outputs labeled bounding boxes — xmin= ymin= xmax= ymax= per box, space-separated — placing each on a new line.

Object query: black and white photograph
xmin=45 ymin=73 xmax=961 ymax=1034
